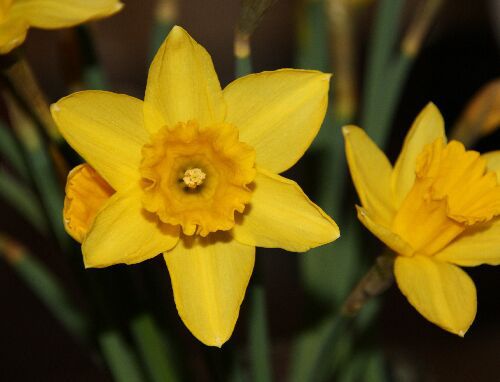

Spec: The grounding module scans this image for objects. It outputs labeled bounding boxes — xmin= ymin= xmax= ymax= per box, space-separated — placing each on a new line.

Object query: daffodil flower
xmin=52 ymin=26 xmax=340 ymax=346
xmin=0 ymin=0 xmax=123 ymax=54
xmin=344 ymin=103 xmax=500 ymax=336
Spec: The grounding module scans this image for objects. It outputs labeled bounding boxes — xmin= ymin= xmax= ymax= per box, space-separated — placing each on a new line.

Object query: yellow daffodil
xmin=51 ymin=26 xmax=339 ymax=346
xmin=0 ymin=0 xmax=123 ymax=54
xmin=344 ymin=103 xmax=500 ymax=336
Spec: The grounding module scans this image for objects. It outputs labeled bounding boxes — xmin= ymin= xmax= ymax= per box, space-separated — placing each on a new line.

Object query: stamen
xmin=183 ymin=168 xmax=206 ymax=189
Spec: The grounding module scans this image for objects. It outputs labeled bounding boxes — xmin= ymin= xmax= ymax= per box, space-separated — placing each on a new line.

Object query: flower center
xmin=139 ymin=120 xmax=256 ymax=236
xmin=392 ymin=138 xmax=500 ymax=256
xmin=183 ymin=168 xmax=206 ymax=189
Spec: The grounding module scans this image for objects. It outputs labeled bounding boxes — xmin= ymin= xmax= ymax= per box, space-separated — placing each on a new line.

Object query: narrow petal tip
xmin=211 ymin=336 xmax=225 ymax=348
xmin=355 ymin=204 xmax=367 ymax=217
xmin=50 ymin=103 xmax=61 ymax=114
xmin=169 ymin=25 xmax=189 ymax=40
xmin=419 ymin=102 xmax=443 ymax=122
xmin=342 ymin=125 xmax=359 ymax=137
xmin=115 ymin=2 xmax=125 ymax=11
xmin=425 ymin=101 xmax=438 ymax=110
xmin=82 ymin=254 xmax=98 ymax=269
xmin=320 ymin=72 xmax=333 ymax=82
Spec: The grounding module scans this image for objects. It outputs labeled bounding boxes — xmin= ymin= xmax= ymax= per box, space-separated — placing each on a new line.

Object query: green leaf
xmin=130 ymin=313 xmax=179 ymax=382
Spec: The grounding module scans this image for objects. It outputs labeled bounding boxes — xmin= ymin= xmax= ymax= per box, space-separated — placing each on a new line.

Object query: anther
xmin=183 ymin=168 xmax=206 ymax=189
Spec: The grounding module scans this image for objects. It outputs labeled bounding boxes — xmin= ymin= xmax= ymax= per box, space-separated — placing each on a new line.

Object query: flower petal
xmin=144 ymin=26 xmax=225 ymax=133
xmin=392 ymin=103 xmax=446 ymax=207
xmin=394 ymin=255 xmax=476 ymax=336
xmin=434 ymin=219 xmax=500 ymax=266
xmin=343 ymin=125 xmax=396 ymax=226
xmin=10 ymin=0 xmax=122 ymax=29
xmin=164 ymin=233 xmax=254 ymax=347
xmin=0 ymin=16 xmax=28 ymax=54
xmin=223 ymin=69 xmax=330 ymax=173
xmin=51 ymin=91 xmax=148 ymax=191
xmin=356 ymin=206 xmax=413 ymax=256
xmin=483 ymin=150 xmax=500 ymax=177
xmin=83 ymin=187 xmax=179 ymax=268
xmin=232 ymin=168 xmax=339 ymax=252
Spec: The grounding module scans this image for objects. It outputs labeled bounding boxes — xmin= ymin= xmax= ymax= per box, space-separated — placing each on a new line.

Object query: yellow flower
xmin=0 ymin=0 xmax=123 ymax=54
xmin=51 ymin=26 xmax=340 ymax=346
xmin=344 ymin=103 xmax=500 ymax=336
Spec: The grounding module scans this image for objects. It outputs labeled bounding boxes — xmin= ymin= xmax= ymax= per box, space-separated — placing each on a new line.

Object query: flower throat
xmin=139 ymin=120 xmax=256 ymax=236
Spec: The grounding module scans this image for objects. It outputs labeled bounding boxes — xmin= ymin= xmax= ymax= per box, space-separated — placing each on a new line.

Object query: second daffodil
xmin=52 ymin=26 xmax=340 ymax=347
xmin=0 ymin=0 xmax=123 ymax=54
xmin=344 ymin=103 xmax=500 ymax=336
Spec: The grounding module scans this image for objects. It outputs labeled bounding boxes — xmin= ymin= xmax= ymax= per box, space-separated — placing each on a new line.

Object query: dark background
xmin=1 ymin=0 xmax=499 ymax=380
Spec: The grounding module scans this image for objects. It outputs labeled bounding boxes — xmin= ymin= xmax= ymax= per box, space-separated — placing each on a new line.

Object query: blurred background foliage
xmin=0 ymin=0 xmax=499 ymax=381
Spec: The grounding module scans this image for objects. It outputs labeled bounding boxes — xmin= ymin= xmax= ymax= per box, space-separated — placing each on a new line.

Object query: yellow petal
xmin=232 ymin=168 xmax=339 ymax=252
xmin=144 ymin=25 xmax=225 ymax=133
xmin=394 ymin=255 xmax=476 ymax=336
xmin=9 ymin=0 xmax=122 ymax=29
xmin=434 ymin=219 xmax=500 ymax=266
xmin=343 ymin=125 xmax=395 ymax=226
xmin=483 ymin=150 xmax=500 ymax=178
xmin=164 ymin=233 xmax=255 ymax=347
xmin=356 ymin=206 xmax=413 ymax=256
xmin=392 ymin=103 xmax=446 ymax=207
xmin=51 ymin=91 xmax=148 ymax=191
xmin=223 ymin=69 xmax=330 ymax=173
xmin=0 ymin=15 xmax=28 ymax=54
xmin=83 ymin=187 xmax=179 ymax=268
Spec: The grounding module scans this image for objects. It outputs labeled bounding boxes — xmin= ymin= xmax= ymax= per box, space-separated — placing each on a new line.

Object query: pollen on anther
xmin=183 ymin=168 xmax=206 ymax=189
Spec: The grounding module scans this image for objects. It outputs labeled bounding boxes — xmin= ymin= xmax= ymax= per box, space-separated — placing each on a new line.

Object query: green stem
xmin=305 ymin=315 xmax=352 ymax=382
xmin=0 ymin=235 xmax=88 ymax=343
xmin=368 ymin=54 xmax=412 ymax=147
xmin=326 ymin=0 xmax=358 ymax=122
xmin=234 ymin=28 xmax=251 ymax=79
xmin=249 ymin=283 xmax=272 ymax=382
xmin=0 ymin=120 xmax=29 ymax=180
xmin=360 ymin=0 xmax=404 ymax=144
xmin=341 ymin=253 xmax=394 ymax=316
xmin=2 ymin=50 xmax=62 ymax=144
xmin=294 ymin=0 xmax=329 ymax=72
xmin=235 ymin=56 xmax=252 ymax=78
xmin=149 ymin=0 xmax=177 ymax=61
xmin=234 ymin=0 xmax=277 ymax=78
xmin=99 ymin=330 xmax=147 ymax=382
xmin=361 ymin=0 xmax=444 ymax=148
xmin=86 ymin=271 xmax=148 ymax=382
xmin=130 ymin=313 xmax=179 ymax=382
xmin=0 ymin=170 xmax=47 ymax=234
xmin=316 ymin=115 xmax=350 ymax=217
xmin=4 ymin=92 xmax=69 ymax=250
xmin=29 ymin=145 xmax=68 ymax=244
